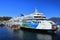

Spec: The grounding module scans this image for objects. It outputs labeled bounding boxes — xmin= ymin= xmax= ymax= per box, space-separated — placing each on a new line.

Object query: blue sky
xmin=0 ymin=0 xmax=60 ymax=18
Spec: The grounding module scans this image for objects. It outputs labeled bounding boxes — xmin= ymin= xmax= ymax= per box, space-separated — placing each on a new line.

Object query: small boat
xmin=0 ymin=24 xmax=5 ymax=26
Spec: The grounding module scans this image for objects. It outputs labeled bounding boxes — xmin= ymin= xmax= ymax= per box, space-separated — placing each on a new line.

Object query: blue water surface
xmin=0 ymin=26 xmax=60 ymax=40
xmin=0 ymin=27 xmax=13 ymax=40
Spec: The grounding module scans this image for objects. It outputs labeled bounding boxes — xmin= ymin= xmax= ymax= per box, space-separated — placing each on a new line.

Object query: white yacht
xmin=18 ymin=9 xmax=57 ymax=31
xmin=6 ymin=9 xmax=57 ymax=32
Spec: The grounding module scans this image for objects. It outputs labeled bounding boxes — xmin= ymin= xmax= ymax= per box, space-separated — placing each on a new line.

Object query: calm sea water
xmin=0 ymin=26 xmax=60 ymax=40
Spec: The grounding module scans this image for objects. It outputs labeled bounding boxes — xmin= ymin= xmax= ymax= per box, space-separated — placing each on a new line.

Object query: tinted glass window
xmin=34 ymin=16 xmax=46 ymax=18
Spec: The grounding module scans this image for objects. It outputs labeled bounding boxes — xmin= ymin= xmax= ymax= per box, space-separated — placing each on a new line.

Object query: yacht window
xmin=36 ymin=14 xmax=40 ymax=15
xmin=50 ymin=22 xmax=53 ymax=24
xmin=14 ymin=20 xmax=19 ymax=22
xmin=34 ymin=16 xmax=46 ymax=18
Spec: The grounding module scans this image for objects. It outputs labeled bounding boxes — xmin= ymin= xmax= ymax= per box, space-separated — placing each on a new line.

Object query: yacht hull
xmin=20 ymin=27 xmax=57 ymax=34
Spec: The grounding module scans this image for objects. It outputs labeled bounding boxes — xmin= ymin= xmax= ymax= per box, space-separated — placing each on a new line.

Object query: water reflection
xmin=12 ymin=30 xmax=53 ymax=40
xmin=0 ymin=26 xmax=59 ymax=40
xmin=37 ymin=34 xmax=52 ymax=40
xmin=22 ymin=30 xmax=37 ymax=40
xmin=0 ymin=27 xmax=13 ymax=40
xmin=56 ymin=30 xmax=60 ymax=40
